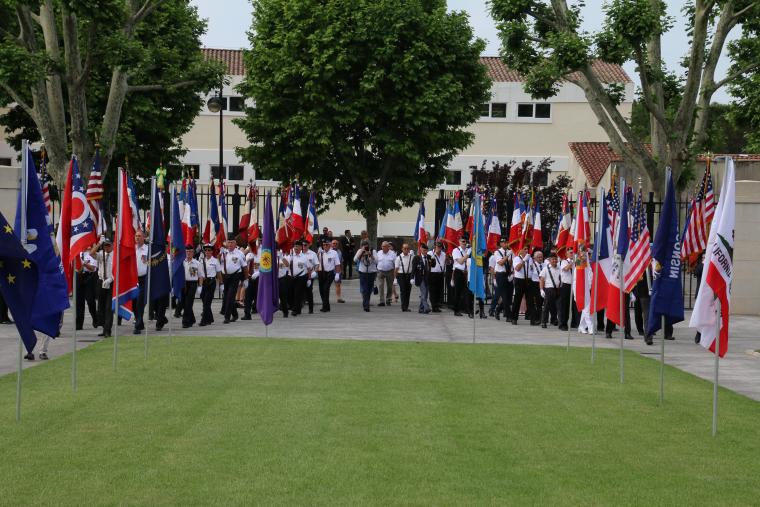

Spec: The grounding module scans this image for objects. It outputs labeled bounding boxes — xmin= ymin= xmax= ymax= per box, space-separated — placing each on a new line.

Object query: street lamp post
xmin=206 ymin=82 xmax=224 ymax=182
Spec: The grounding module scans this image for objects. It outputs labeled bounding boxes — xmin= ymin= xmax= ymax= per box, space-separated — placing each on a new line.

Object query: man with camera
xmin=354 ymin=240 xmax=377 ymax=312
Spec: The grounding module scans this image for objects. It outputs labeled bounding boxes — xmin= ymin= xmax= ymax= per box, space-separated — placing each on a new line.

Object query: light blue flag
xmin=468 ymin=193 xmax=486 ymax=300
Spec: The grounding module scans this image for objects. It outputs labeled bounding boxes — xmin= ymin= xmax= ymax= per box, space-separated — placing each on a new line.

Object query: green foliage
xmin=727 ymin=7 xmax=760 ymax=153
xmin=235 ymin=0 xmax=490 ymax=226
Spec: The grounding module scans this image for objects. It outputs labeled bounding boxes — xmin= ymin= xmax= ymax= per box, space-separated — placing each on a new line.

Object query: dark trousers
xmin=397 ymin=273 xmax=412 ymax=311
xmin=134 ymin=275 xmax=147 ymax=331
xmin=153 ymin=295 xmax=168 ymax=330
xmin=279 ymin=275 xmax=291 ymax=316
xmin=0 ymin=292 xmax=9 ymax=321
xmin=429 ymin=272 xmax=444 ymax=310
xmin=76 ymin=272 xmax=98 ymax=329
xmin=223 ymin=272 xmax=242 ymax=321
xmin=558 ymin=283 xmax=571 ymax=328
xmin=541 ymin=287 xmax=559 ymax=325
xmin=493 ymin=274 xmax=513 ymax=320
xmin=182 ymin=281 xmax=198 ymax=327
xmin=291 ymin=275 xmax=307 ymax=315
xmin=243 ymin=277 xmax=258 ymax=317
xmin=343 ymin=255 xmax=353 ymax=278
xmin=510 ymin=278 xmax=533 ymax=322
xmin=305 ymin=277 xmax=315 ymax=312
xmin=318 ymin=270 xmax=334 ymax=311
xmin=200 ymin=279 xmax=216 ymax=324
xmin=528 ymin=280 xmax=541 ymax=323
xmin=359 ymin=271 xmax=376 ymax=310
xmin=452 ymin=269 xmax=467 ymax=312
xmin=606 ymin=293 xmax=631 ymax=335
xmin=97 ymin=284 xmax=113 ymax=336
xmin=635 ymin=296 xmax=647 ymax=334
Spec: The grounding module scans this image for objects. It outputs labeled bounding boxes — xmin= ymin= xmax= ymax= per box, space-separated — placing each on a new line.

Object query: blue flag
xmin=149 ymin=186 xmax=171 ymax=301
xmin=0 ymin=211 xmax=39 ymax=353
xmin=256 ymin=192 xmax=278 ymax=326
xmin=15 ymin=148 xmax=69 ymax=337
xmin=171 ymin=189 xmax=185 ymax=299
xmin=468 ymin=193 xmax=486 ymax=300
xmin=647 ymin=169 xmax=684 ymax=336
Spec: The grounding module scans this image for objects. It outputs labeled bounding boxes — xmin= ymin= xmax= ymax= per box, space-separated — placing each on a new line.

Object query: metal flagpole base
xmin=16 ymin=336 xmax=22 ymax=422
xmin=659 ymin=333 xmax=665 ymax=405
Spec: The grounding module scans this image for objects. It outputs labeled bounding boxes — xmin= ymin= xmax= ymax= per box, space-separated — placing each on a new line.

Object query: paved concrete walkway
xmin=2 ymin=279 xmax=759 ymax=400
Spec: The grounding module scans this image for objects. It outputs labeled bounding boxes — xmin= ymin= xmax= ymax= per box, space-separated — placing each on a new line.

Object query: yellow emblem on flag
xmin=260 ymin=249 xmax=273 ymax=272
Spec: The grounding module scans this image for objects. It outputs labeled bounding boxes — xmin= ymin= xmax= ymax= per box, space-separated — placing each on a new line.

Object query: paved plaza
xmin=1 ymin=279 xmax=758 ymax=400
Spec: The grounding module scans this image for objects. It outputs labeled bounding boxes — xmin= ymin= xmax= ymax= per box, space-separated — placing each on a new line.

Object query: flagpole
xmin=167 ymin=182 xmax=174 ymax=344
xmin=712 ymin=299 xmax=720 ymax=437
xmin=619 ymin=177 xmax=625 ymax=384
xmin=566 ymin=253 xmax=573 ymax=352
xmin=591 ymin=187 xmax=603 ymax=364
xmin=16 ymin=140 xmax=29 ymax=421
xmin=72 ymin=264 xmax=78 ymax=392
xmin=113 ymin=169 xmax=122 ymax=371
xmin=144 ymin=177 xmax=156 ymax=361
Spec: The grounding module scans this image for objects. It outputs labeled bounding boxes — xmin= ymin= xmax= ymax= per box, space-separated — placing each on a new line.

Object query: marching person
xmin=340 ymin=230 xmax=355 ymax=279
xmin=182 ymin=245 xmax=203 ymax=328
xmin=428 ymin=241 xmax=446 ymax=313
xmin=490 ymin=237 xmax=513 ymax=321
xmin=394 ymin=243 xmax=414 ymax=312
xmin=510 ymin=246 xmax=533 ymax=325
xmin=221 ymin=238 xmax=247 ymax=324
xmin=96 ymin=239 xmax=114 ymax=338
xmin=464 ymin=256 xmax=486 ymax=319
xmin=331 ymin=239 xmax=346 ymax=303
xmin=575 ymin=248 xmax=595 ymax=334
xmin=317 ymin=238 xmax=341 ymax=312
xmin=290 ymin=241 xmax=309 ymax=316
xmin=76 ymin=243 xmax=99 ymax=331
xmin=302 ymin=237 xmax=319 ymax=314
xmin=354 ymin=239 xmax=377 ymax=312
xmin=413 ymin=242 xmax=432 ymax=313
xmin=199 ymin=244 xmax=222 ymax=326
xmin=539 ymin=252 xmax=561 ymax=328
xmin=241 ymin=243 xmax=260 ymax=320
xmin=133 ymin=230 xmax=149 ymax=335
xmin=278 ymin=247 xmax=291 ymax=317
xmin=558 ymin=247 xmax=573 ymax=331
xmin=451 ymin=237 xmax=469 ymax=316
xmin=529 ymin=250 xmax=544 ymax=326
xmin=375 ymin=241 xmax=396 ymax=307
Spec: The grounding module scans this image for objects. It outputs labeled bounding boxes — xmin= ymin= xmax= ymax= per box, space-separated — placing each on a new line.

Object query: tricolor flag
xmin=414 ymin=201 xmax=428 ymax=252
xmin=304 ymin=191 xmax=319 ymax=243
xmin=247 ymin=185 xmax=260 ymax=250
xmin=126 ymin=173 xmax=142 ymax=232
xmin=464 ymin=199 xmax=475 ymax=240
xmin=531 ymin=200 xmax=543 ymax=250
xmin=202 ymin=179 xmax=221 ymax=249
xmin=112 ymin=169 xmax=140 ymax=320
xmin=606 ymin=184 xmax=630 ymax=326
xmin=437 ymin=200 xmax=449 ymax=243
xmin=519 ymin=192 xmax=534 ymax=251
xmin=181 ymin=180 xmax=195 ymax=246
xmin=555 ymin=193 xmax=571 ymax=258
xmin=590 ymin=189 xmax=612 ymax=314
xmin=508 ymin=194 xmax=522 ymax=254
xmin=486 ymin=197 xmax=501 ymax=253
xmin=290 ymin=184 xmax=304 ymax=242
xmin=573 ymin=191 xmax=591 ymax=310
xmin=170 ymin=189 xmax=186 ymax=300
xmin=217 ymin=180 xmax=228 ymax=245
xmin=690 ymin=158 xmax=735 ymax=357
xmin=444 ymin=197 xmax=463 ymax=254
xmin=276 ymin=185 xmax=293 ymax=251
xmin=238 ymin=183 xmax=256 ymax=245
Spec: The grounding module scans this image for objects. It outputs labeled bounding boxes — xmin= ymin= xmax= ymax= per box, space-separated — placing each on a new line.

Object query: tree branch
xmin=673 ymin=2 xmax=713 ymax=134
xmin=0 ymin=83 xmax=34 ymax=118
xmin=126 ymin=80 xmax=198 ymax=93
xmin=731 ymin=2 xmax=758 ymax=22
xmin=128 ymin=0 xmax=167 ymax=30
xmin=633 ymin=47 xmax=671 ymax=138
xmin=714 ymin=62 xmax=760 ymax=91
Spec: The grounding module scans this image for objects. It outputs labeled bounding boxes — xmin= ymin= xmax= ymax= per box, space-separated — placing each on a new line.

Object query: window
xmin=517 ymin=103 xmax=534 ymax=118
xmin=183 ymin=164 xmax=200 ymax=179
xmin=445 ymin=170 xmax=462 ymax=185
xmin=535 ymin=103 xmax=551 ymax=118
xmin=210 ymin=165 xmax=225 ymax=180
xmin=228 ymin=97 xmax=245 ymax=112
xmin=533 ymin=171 xmax=548 ymax=187
xmin=228 ymin=165 xmax=244 ymax=180
xmin=517 ymin=103 xmax=551 ymax=119
xmin=490 ymin=103 xmax=507 ymax=118
xmin=480 ymin=103 xmax=490 ymax=117
xmin=0 ymin=158 xmax=11 ymax=166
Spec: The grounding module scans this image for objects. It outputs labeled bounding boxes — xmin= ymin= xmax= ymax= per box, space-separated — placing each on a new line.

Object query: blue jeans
xmin=418 ymin=280 xmax=431 ymax=312
xmin=359 ymin=272 xmax=377 ymax=310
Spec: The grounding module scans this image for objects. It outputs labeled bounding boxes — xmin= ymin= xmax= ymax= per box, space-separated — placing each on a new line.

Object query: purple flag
xmin=257 ymin=192 xmax=278 ymax=325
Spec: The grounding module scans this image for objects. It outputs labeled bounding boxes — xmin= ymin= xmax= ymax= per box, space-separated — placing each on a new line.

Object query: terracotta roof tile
xmin=202 ymin=49 xmax=632 ymax=83
xmin=568 ymin=142 xmax=653 ymax=186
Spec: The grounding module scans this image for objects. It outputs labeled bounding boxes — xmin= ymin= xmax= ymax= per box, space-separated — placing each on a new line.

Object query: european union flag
xmin=468 ymin=193 xmax=486 ymax=300
xmin=647 ymin=169 xmax=684 ymax=336
xmin=0 ymin=212 xmax=39 ymax=353
xmin=15 ymin=148 xmax=69 ymax=337
xmin=149 ymin=185 xmax=171 ymax=301
xmin=171 ymin=188 xmax=185 ymax=299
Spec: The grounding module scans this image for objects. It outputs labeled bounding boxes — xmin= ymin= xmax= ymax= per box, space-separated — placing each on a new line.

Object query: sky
xmin=190 ymin=0 xmax=734 ymax=102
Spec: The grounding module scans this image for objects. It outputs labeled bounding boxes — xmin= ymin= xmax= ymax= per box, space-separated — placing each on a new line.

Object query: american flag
xmin=40 ymin=156 xmax=52 ymax=219
xmin=681 ymin=161 xmax=715 ymax=265
xmin=86 ymin=150 xmax=105 ymax=236
xmin=624 ymin=189 xmax=651 ymax=292
xmin=607 ymin=177 xmax=620 ymax=241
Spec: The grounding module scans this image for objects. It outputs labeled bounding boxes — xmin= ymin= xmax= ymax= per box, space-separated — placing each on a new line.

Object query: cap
xmin=203 ymin=243 xmax=214 ymax=249
xmin=185 ymin=244 xmax=194 ymax=250
xmin=103 ymin=238 xmax=113 ymax=246
xmin=419 ymin=242 xmax=429 ymax=250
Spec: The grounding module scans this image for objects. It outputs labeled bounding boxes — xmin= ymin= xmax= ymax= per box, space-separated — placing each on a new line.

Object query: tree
xmin=728 ymin=12 xmax=760 ymax=153
xmin=235 ymin=0 xmax=491 ymax=245
xmin=0 ymin=0 xmax=223 ymax=184
xmin=490 ymin=0 xmax=760 ymax=194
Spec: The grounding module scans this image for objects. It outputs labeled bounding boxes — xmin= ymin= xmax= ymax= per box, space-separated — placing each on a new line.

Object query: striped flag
xmin=624 ymin=189 xmax=651 ymax=292
xmin=40 ymin=154 xmax=53 ymax=219
xmin=682 ymin=161 xmax=715 ymax=266
xmin=86 ymin=150 xmax=105 ymax=236
xmin=555 ymin=193 xmax=571 ymax=259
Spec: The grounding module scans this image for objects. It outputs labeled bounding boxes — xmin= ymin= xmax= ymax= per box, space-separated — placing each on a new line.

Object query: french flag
xmin=444 ymin=197 xmax=463 ymax=254
xmin=508 ymin=194 xmax=522 ymax=253
xmin=414 ymin=201 xmax=428 ymax=252
xmin=464 ymin=200 xmax=475 ymax=239
xmin=181 ymin=181 xmax=194 ymax=246
xmin=605 ymin=185 xmax=630 ymax=326
xmin=290 ymin=184 xmax=304 ymax=242
xmin=519 ymin=194 xmax=534 ymax=251
xmin=555 ymin=193 xmax=571 ymax=258
xmin=217 ymin=180 xmax=228 ymax=247
xmin=486 ymin=197 xmax=501 ymax=252
xmin=202 ymin=180 xmax=220 ymax=249
xmin=590 ymin=190 xmax=612 ymax=313
xmin=531 ymin=201 xmax=543 ymax=250
xmin=304 ymin=191 xmax=319 ymax=243
xmin=573 ymin=191 xmax=590 ymax=310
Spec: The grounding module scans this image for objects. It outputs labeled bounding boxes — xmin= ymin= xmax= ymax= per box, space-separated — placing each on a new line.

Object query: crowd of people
xmin=53 ymin=224 xmax=681 ymax=358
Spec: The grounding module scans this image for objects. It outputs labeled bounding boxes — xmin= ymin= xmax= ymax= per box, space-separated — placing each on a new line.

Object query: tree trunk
xmin=99 ymin=68 xmax=130 ymax=180
xmin=365 ymin=208 xmax=379 ymax=249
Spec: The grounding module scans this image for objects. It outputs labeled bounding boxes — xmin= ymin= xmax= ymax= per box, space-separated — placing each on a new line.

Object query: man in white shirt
xmin=278 ymin=248 xmax=291 ymax=317
xmin=182 ymin=244 xmax=203 ymax=328
xmin=529 ymin=250 xmax=544 ymax=326
xmin=489 ymin=237 xmax=513 ymax=321
xmin=241 ymin=243 xmax=260 ymax=320
xmin=290 ymin=241 xmax=310 ymax=316
xmin=428 ymin=241 xmax=447 ymax=312
xmin=302 ymin=238 xmax=319 ymax=314
xmin=539 ymin=252 xmax=562 ymax=328
xmin=317 ymin=239 xmax=341 ymax=312
xmin=76 ymin=243 xmax=99 ymax=331
xmin=394 ymin=243 xmax=414 ymax=312
xmin=413 ymin=242 xmax=432 ymax=313
xmin=220 ymin=238 xmax=247 ymax=323
xmin=354 ymin=239 xmax=378 ymax=311
xmin=558 ymin=247 xmax=574 ymax=331
xmin=510 ymin=246 xmax=533 ymax=325
xmin=199 ymin=244 xmax=222 ymax=326
xmin=96 ymin=240 xmax=114 ymax=338
xmin=133 ymin=230 xmax=150 ymax=335
xmin=374 ymin=241 xmax=396 ymax=307
xmin=451 ymin=237 xmax=469 ymax=316
xmin=331 ymin=239 xmax=346 ymax=303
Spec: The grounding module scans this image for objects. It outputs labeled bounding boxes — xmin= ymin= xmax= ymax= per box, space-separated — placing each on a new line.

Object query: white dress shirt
xmin=317 ymin=249 xmax=341 ymax=271
xmin=183 ymin=259 xmax=202 ymax=281
xmin=375 ymin=250 xmax=396 ymax=271
xmin=136 ymin=244 xmax=149 ymax=277
xmin=452 ymin=247 xmax=469 ymax=271
xmin=428 ymin=250 xmax=446 ymax=273
xmin=540 ymin=264 xmax=562 ymax=288
xmin=221 ymin=248 xmax=246 ymax=274
xmin=395 ymin=252 xmax=413 ymax=274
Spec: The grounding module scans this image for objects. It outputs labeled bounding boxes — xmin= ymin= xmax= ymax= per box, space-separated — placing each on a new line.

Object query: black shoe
xmin=223 ymin=319 xmax=230 ymax=324
xmin=488 ymin=310 xmax=495 ymax=317
xmin=199 ymin=322 xmax=207 ymax=327
xmin=320 ymin=308 xmax=330 ymax=312
xmin=637 ymin=330 xmax=645 ymax=336
xmin=605 ymin=332 xmax=613 ymax=339
xmin=39 ymin=353 xmax=49 ymax=360
xmin=664 ymin=335 xmax=675 ymax=341
xmin=241 ymin=315 xmax=252 ymax=320
xmin=468 ymin=313 xmax=473 ymax=319
xmin=364 ymin=307 xmax=370 ymax=312
xmin=695 ymin=332 xmax=701 ymax=344
xmin=645 ymin=336 xmax=654 ymax=345
xmin=558 ymin=325 xmax=568 ymax=331
xmin=378 ymin=302 xmax=385 ymax=307
xmin=403 ymin=308 xmax=411 ymax=312
xmin=624 ymin=333 xmax=634 ymax=340
xmin=76 ymin=326 xmax=83 ymax=331
xmin=156 ymin=323 xmax=164 ymax=331
xmin=551 ymin=321 xmax=558 ymax=326
xmin=282 ymin=312 xmax=289 ymax=318
xmin=182 ymin=324 xmax=191 ymax=328
xmin=480 ymin=313 xmax=486 ymax=319
xmin=541 ymin=324 xmax=547 ymax=329
xmin=511 ymin=320 xmax=517 ymax=325
xmin=24 ymin=353 xmax=34 ymax=361
xmin=231 ymin=316 xmax=238 ymax=322
xmin=97 ymin=332 xmax=105 ymax=337
xmin=530 ymin=321 xmax=540 ymax=326
xmin=133 ymin=328 xmax=141 ymax=335
xmin=454 ymin=312 xmax=463 ymax=316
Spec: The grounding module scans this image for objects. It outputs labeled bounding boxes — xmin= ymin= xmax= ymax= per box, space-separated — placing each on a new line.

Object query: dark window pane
xmin=535 ymin=103 xmax=551 ymax=118
xmin=480 ymin=103 xmax=490 ymax=117
xmin=533 ymin=171 xmax=548 ymax=186
xmin=220 ymin=97 xmax=228 ymax=110
xmin=0 ymin=158 xmax=11 ymax=166
xmin=445 ymin=170 xmax=462 ymax=185
xmin=517 ymin=104 xmax=534 ymax=117
xmin=228 ymin=165 xmax=244 ymax=180
xmin=211 ymin=165 xmax=225 ymax=180
xmin=229 ymin=97 xmax=245 ymax=112
xmin=491 ymin=103 xmax=507 ymax=118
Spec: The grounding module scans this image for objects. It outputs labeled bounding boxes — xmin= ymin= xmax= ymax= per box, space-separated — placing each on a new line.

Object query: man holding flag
xmin=468 ymin=193 xmax=487 ymax=320
xmin=149 ymin=183 xmax=171 ymax=331
xmin=257 ymin=192 xmax=279 ymax=326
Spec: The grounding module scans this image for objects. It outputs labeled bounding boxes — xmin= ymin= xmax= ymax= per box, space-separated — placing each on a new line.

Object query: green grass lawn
xmin=1 ymin=337 xmax=758 ymax=506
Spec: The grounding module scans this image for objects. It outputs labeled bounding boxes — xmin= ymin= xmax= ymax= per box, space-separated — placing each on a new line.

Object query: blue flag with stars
xmin=0 ymin=211 xmax=39 ymax=354
xmin=15 ymin=148 xmax=69 ymax=337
